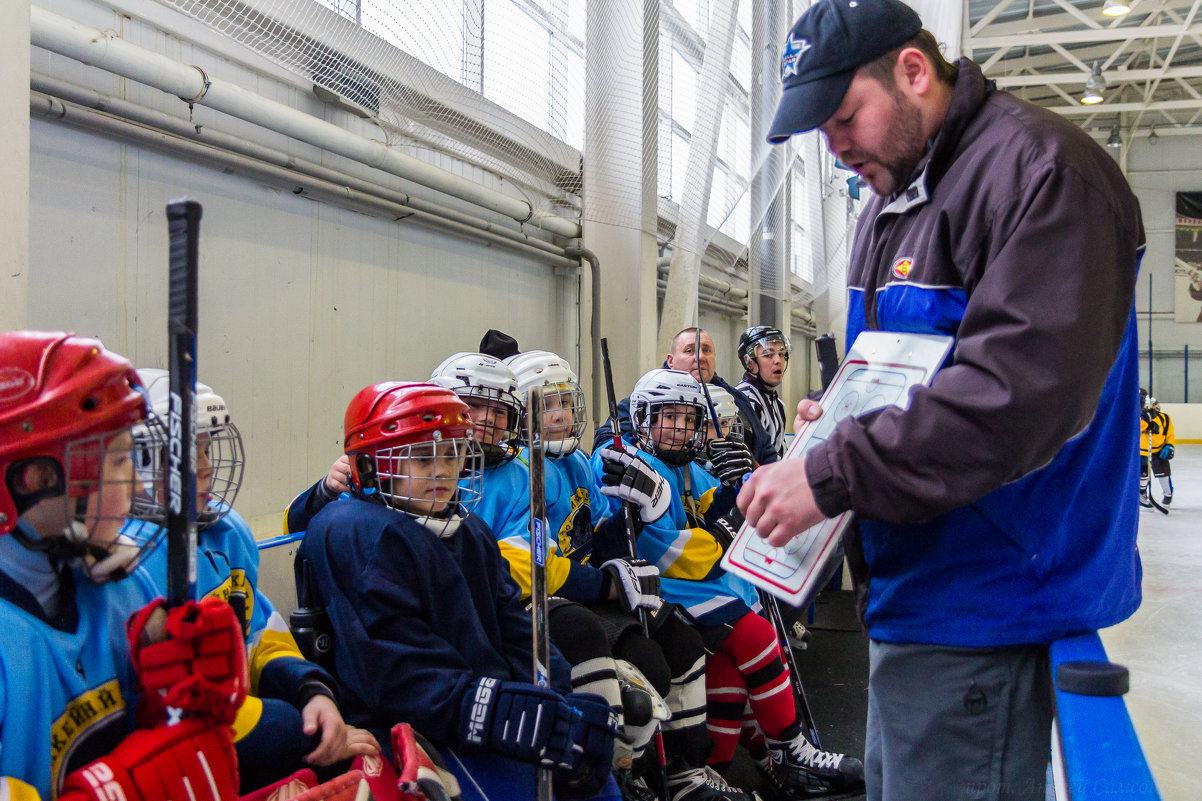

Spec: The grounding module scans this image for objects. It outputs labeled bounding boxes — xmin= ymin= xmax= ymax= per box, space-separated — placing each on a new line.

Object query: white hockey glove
xmin=601 ymin=557 xmax=663 ymax=614
xmin=598 ymin=447 xmax=671 ymax=524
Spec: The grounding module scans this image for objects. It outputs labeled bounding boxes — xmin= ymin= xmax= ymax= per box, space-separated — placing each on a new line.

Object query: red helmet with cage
xmin=0 ymin=331 xmax=148 ymax=535
xmin=343 ymin=382 xmax=483 ymax=520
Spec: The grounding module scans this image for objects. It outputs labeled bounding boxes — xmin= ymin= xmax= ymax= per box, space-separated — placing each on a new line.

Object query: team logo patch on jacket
xmin=891 ymin=257 xmax=914 ymax=280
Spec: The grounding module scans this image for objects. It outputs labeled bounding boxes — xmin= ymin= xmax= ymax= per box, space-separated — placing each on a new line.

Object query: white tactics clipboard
xmin=720 ymin=331 xmax=954 ymax=605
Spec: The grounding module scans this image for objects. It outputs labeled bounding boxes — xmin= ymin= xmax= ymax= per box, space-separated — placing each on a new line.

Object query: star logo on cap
xmin=780 ymin=34 xmax=812 ymax=80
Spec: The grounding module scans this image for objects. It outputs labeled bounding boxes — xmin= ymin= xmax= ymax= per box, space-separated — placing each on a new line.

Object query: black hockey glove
xmin=601 ymin=557 xmax=663 ymax=614
xmin=554 ymin=693 xmax=618 ymax=800
xmin=706 ymin=438 xmax=754 ymax=487
xmin=458 ymin=677 xmax=575 ymax=768
xmin=598 ymin=447 xmax=670 ymax=524
xmin=708 ymin=508 xmax=744 ymax=554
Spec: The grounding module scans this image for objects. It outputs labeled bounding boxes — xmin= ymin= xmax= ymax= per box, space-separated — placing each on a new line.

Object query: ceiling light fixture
xmin=1148 ymin=125 xmax=1159 ymax=145
xmin=1107 ymin=126 xmax=1123 ymax=148
xmin=1102 ymin=0 xmax=1131 ymax=16
xmin=1082 ymin=62 xmax=1106 ymax=104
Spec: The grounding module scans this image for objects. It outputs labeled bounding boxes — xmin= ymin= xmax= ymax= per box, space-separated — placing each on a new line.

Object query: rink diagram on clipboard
xmin=721 ymin=331 xmax=953 ymax=602
xmin=739 ymin=365 xmax=913 ymax=581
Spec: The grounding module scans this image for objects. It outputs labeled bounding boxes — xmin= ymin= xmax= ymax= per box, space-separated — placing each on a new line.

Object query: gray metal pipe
xmin=563 ymin=246 xmax=603 ymax=422
xmin=30 ymin=6 xmax=581 ymax=238
xmin=30 ymin=91 xmax=578 ymax=269
xmin=30 ymin=73 xmax=568 ymax=260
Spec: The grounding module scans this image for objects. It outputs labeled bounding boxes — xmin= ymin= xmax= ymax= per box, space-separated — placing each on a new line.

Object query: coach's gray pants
xmin=865 ymin=641 xmax=1053 ymax=801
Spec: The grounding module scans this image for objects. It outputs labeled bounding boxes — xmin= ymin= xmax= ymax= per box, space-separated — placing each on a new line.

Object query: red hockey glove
xmin=392 ymin=723 xmax=461 ymax=801
xmin=60 ymin=719 xmax=239 ymax=801
xmin=128 ymin=596 xmax=249 ymax=725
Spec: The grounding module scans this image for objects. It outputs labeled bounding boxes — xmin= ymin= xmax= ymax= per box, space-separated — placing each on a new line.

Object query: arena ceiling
xmin=967 ymin=0 xmax=1202 ymax=142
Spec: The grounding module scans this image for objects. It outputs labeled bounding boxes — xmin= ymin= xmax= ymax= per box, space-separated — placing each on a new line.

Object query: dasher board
xmin=721 ymin=331 xmax=954 ymax=605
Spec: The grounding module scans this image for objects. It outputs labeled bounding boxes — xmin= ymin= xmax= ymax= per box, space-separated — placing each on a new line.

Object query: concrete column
xmin=1 ymin=1 xmax=30 ymax=330
xmin=658 ymin=0 xmax=740 ymax=357
xmin=749 ymin=0 xmax=787 ymax=332
xmin=582 ymin=0 xmax=661 ymax=407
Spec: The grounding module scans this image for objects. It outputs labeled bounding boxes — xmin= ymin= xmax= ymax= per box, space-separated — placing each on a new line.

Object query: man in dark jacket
xmin=740 ymin=2 xmax=1144 ymax=800
xmin=592 ymin=327 xmax=775 ymax=467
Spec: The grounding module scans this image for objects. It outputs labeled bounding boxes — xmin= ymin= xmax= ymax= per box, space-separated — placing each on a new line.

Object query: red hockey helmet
xmin=343 ymin=383 xmax=482 ymax=520
xmin=0 ymin=331 xmax=148 ymax=535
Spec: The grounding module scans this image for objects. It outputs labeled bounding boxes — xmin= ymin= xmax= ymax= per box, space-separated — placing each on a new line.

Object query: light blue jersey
xmin=590 ymin=445 xmax=758 ymax=625
xmin=0 ymin=526 xmax=156 ymax=799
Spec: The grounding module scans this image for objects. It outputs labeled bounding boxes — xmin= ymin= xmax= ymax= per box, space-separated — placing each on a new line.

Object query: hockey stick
xmin=1144 ymin=483 xmax=1169 ymax=515
xmin=689 ymin=329 xmax=825 ymax=748
xmin=600 ymin=337 xmax=670 ymax=798
xmin=165 ymin=199 xmax=202 ymax=607
xmin=526 ymin=385 xmax=553 ymax=801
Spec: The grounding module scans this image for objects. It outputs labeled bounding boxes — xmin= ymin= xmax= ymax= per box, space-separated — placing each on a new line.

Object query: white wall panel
xmin=29 ymin=118 xmax=573 ymax=534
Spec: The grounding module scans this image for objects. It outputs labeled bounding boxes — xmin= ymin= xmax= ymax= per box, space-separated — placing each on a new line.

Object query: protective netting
xmin=153 ymin=0 xmax=834 ymax=308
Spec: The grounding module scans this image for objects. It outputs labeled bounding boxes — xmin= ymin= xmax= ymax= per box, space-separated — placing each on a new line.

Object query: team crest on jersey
xmin=891 ymin=257 xmax=914 ymax=280
xmin=51 ymin=679 xmax=127 ymax=795
xmin=780 ymin=34 xmax=812 ymax=80
xmin=558 ymin=488 xmax=593 ymax=562
xmin=210 ymin=569 xmax=254 ymax=638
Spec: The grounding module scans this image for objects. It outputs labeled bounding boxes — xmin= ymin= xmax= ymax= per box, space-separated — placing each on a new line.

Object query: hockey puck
xmin=1055 ymin=660 xmax=1129 ymax=697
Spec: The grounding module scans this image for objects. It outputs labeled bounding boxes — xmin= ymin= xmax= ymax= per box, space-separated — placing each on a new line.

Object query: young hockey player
xmin=500 ymin=351 xmax=749 ymax=801
xmin=735 ymin=327 xmax=791 ymax=461
xmin=124 ymin=369 xmax=378 ymax=792
xmin=593 ymin=368 xmax=865 ymax=799
xmin=296 ymin=382 xmax=618 ymax=801
xmin=1146 ymin=396 xmax=1176 ymax=506
xmin=0 ymin=331 xmax=244 ymax=801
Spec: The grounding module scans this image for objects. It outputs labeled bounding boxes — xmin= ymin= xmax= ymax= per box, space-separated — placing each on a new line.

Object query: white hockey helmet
xmin=630 ymin=368 xmax=708 ymax=466
xmin=505 ymin=350 xmax=587 ymax=456
xmin=133 ymin=368 xmax=245 ymax=527
xmin=704 ymin=385 xmax=743 ymax=441
xmin=430 ymin=352 xmax=523 ymax=466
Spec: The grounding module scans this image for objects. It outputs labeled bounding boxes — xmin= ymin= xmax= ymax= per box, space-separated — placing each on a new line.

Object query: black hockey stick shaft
xmin=760 ymin=589 xmax=822 ymax=748
xmin=526 ymin=386 xmax=553 ymax=801
xmin=600 ymin=337 xmax=669 ymax=795
xmin=165 ymin=199 xmax=202 ymax=608
xmin=599 ymin=338 xmax=646 ymax=631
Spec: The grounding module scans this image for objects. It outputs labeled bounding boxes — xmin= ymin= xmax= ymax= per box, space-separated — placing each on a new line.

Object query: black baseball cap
xmin=767 ymin=0 xmax=923 ymax=143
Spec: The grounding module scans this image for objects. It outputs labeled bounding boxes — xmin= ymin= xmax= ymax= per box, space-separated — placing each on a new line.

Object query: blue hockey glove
xmin=458 ymin=677 xmax=575 ymax=768
xmin=1158 ymin=444 xmax=1175 ymax=460
xmin=554 ymin=693 xmax=618 ymax=799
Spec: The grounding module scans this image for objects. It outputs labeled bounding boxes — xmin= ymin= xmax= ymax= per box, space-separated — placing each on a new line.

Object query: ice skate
xmin=759 ymin=723 xmax=864 ymax=799
xmin=667 ymin=766 xmax=759 ymax=801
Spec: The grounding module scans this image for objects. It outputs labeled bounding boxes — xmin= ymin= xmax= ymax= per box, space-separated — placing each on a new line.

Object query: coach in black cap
xmin=742 ymin=1 xmax=1146 ymax=800
xmin=768 ymin=0 xmax=921 ymax=142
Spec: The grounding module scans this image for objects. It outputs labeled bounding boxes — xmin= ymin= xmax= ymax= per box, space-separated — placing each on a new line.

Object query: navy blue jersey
xmin=299 ymin=500 xmax=571 ymax=747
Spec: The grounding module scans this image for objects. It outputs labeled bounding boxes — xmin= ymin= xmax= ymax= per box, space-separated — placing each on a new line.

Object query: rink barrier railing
xmin=258 ymin=535 xmax=1160 ymax=799
xmin=1049 ymin=632 xmax=1159 ymax=801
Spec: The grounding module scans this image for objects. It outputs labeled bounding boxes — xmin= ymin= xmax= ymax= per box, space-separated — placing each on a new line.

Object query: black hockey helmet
xmin=738 ymin=326 xmax=791 ymax=369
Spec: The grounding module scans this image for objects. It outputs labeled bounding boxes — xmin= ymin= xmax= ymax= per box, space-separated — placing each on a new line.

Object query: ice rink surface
xmin=1100 ymin=444 xmax=1202 ymax=801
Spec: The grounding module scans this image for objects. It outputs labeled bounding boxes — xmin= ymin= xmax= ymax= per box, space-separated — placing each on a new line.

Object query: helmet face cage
xmin=454 ymin=385 xmax=523 ymax=467
xmin=130 ymin=418 xmax=245 ymax=529
xmin=366 ymin=435 xmax=484 ymax=530
xmin=538 ymin=382 xmax=587 ymax=456
xmin=59 ymin=420 xmax=167 ymax=583
xmin=635 ymin=400 xmax=707 ymax=466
